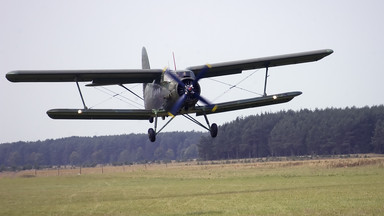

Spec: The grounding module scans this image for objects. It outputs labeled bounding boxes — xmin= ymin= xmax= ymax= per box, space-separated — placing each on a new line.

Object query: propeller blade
xmin=193 ymin=64 xmax=211 ymax=86
xmin=168 ymin=64 xmax=213 ymax=115
xmin=194 ymin=93 xmax=210 ymax=106
xmin=171 ymin=94 xmax=186 ymax=115
xmin=195 ymin=93 xmax=217 ymax=112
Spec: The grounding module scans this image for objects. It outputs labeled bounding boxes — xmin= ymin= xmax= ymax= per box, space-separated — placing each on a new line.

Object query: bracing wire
xmin=89 ymin=85 xmax=144 ymax=109
xmin=101 ymin=86 xmax=143 ymax=107
xmin=208 ymin=69 xmax=263 ymax=102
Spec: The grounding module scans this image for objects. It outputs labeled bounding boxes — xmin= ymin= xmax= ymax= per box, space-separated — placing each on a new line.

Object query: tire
xmin=210 ymin=123 xmax=218 ymax=138
xmin=148 ymin=128 xmax=156 ymax=142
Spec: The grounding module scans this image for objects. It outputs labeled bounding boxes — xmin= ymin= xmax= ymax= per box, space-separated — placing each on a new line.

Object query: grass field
xmin=1 ymin=157 xmax=384 ymax=215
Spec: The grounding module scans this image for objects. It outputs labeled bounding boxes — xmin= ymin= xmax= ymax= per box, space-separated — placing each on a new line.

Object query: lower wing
xmin=46 ymin=91 xmax=301 ymax=120
xmin=47 ymin=109 xmax=168 ymax=120
xmin=191 ymin=91 xmax=302 ymax=116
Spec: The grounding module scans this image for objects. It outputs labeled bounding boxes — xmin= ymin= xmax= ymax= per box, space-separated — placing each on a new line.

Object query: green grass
xmin=1 ymin=159 xmax=384 ymax=215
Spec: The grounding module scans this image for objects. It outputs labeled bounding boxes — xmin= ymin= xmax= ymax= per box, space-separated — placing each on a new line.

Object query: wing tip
xmin=5 ymin=71 xmax=19 ymax=82
xmin=326 ymin=49 xmax=334 ymax=55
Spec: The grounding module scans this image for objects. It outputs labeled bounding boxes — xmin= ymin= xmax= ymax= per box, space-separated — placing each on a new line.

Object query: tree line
xmin=0 ymin=132 xmax=202 ymax=170
xmin=198 ymin=106 xmax=384 ymax=160
xmin=1 ymin=106 xmax=384 ymax=170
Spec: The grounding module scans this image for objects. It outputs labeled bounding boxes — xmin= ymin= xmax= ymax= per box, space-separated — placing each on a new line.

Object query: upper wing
xmin=6 ymin=49 xmax=333 ymax=83
xmin=189 ymin=91 xmax=302 ymax=116
xmin=6 ymin=69 xmax=163 ymax=85
xmin=187 ymin=49 xmax=333 ymax=78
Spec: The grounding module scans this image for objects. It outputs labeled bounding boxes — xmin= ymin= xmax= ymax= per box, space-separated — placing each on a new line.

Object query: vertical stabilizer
xmin=141 ymin=47 xmax=165 ymax=110
xmin=142 ymin=47 xmax=150 ymax=101
xmin=142 ymin=47 xmax=150 ymax=69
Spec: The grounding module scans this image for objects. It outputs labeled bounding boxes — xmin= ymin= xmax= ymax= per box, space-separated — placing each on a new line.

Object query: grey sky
xmin=1 ymin=0 xmax=383 ymax=143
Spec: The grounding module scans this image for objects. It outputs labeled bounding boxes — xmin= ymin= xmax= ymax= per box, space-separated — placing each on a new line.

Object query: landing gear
xmin=146 ymin=113 xmax=219 ymax=142
xmin=182 ymin=113 xmax=218 ymax=139
xmin=210 ymin=123 xmax=218 ymax=138
xmin=147 ymin=113 xmax=175 ymax=142
xmin=148 ymin=128 xmax=156 ymax=142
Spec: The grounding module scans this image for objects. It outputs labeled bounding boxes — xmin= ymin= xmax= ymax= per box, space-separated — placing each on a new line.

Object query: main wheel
xmin=148 ymin=128 xmax=156 ymax=142
xmin=210 ymin=123 xmax=218 ymax=138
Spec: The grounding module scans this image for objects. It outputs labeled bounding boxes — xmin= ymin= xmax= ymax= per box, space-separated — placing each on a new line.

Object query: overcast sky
xmin=1 ymin=0 xmax=383 ymax=143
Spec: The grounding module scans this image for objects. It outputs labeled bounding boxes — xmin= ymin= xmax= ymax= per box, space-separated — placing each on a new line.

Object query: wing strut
xmin=263 ymin=66 xmax=269 ymax=97
xmin=75 ymin=78 xmax=88 ymax=110
xmin=119 ymin=84 xmax=144 ymax=101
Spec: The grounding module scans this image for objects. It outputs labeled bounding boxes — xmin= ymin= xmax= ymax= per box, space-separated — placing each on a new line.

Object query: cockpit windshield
xmin=175 ymin=70 xmax=195 ymax=79
xmin=163 ymin=70 xmax=196 ymax=82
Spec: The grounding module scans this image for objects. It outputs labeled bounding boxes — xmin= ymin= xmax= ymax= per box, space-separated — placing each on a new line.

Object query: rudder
xmin=142 ymin=47 xmax=150 ymax=69
xmin=142 ymin=47 xmax=150 ymax=99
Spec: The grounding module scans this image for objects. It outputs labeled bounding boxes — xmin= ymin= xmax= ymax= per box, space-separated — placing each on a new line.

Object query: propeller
xmin=165 ymin=65 xmax=215 ymax=115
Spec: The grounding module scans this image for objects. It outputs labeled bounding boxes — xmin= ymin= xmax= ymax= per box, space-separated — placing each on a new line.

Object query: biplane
xmin=6 ymin=47 xmax=333 ymax=142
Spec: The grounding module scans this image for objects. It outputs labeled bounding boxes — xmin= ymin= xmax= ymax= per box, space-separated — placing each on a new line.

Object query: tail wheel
xmin=148 ymin=128 xmax=156 ymax=142
xmin=210 ymin=123 xmax=218 ymax=138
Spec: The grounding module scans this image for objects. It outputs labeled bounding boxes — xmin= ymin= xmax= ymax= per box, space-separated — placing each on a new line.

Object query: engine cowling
xmin=177 ymin=78 xmax=201 ymax=110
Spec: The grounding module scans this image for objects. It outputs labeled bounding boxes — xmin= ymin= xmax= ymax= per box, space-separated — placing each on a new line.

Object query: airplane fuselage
xmin=143 ymin=70 xmax=200 ymax=113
